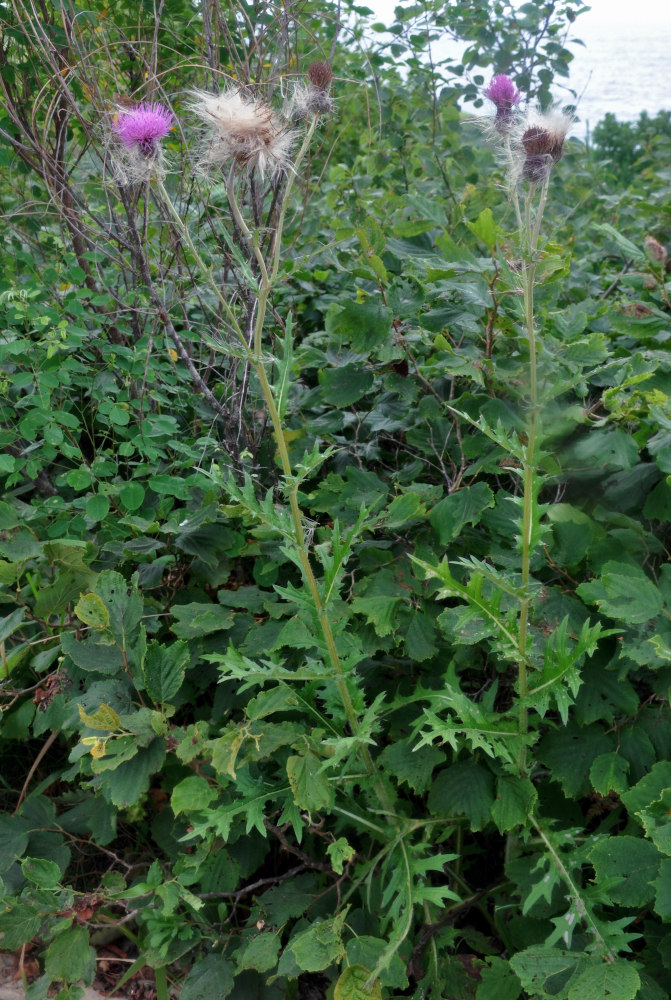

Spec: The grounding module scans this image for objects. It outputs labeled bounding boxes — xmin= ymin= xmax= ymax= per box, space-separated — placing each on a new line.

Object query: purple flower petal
xmin=112 ymin=101 xmax=174 ymax=154
xmin=485 ymin=74 xmax=521 ymax=113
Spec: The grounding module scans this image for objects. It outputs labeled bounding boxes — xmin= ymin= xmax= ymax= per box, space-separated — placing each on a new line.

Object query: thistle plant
xmin=111 ymin=73 xmax=398 ymax=830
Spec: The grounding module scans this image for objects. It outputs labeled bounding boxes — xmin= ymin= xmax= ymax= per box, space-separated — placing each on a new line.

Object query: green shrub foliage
xmin=2 ymin=1 xmax=671 ymax=999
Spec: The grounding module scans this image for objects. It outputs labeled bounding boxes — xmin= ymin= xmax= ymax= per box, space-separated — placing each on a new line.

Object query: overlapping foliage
xmin=2 ymin=2 xmax=671 ymax=999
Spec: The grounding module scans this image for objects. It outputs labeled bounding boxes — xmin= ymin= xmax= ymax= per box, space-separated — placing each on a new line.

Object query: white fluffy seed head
xmin=189 ymin=87 xmax=294 ymax=175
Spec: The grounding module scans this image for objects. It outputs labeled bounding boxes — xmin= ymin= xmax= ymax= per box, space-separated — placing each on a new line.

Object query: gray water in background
xmin=368 ymin=11 xmax=671 ymax=137
xmin=567 ymin=20 xmax=671 ymax=136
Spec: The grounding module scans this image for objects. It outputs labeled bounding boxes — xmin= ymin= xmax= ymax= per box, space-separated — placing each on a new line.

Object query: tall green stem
xmin=516 ymin=177 xmax=549 ymax=772
xmin=229 ymin=126 xmax=396 ymax=820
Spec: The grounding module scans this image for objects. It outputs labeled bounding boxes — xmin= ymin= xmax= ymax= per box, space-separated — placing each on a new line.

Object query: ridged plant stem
xmin=516 ymin=177 xmax=549 ymax=773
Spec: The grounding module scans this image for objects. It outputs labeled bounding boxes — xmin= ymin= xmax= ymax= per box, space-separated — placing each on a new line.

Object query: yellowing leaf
xmin=74 ymin=592 xmax=110 ymax=629
xmin=78 ymin=702 xmax=121 ymax=731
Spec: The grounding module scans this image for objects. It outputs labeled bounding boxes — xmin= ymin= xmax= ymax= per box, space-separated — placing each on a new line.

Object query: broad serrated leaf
xmin=590 ymin=836 xmax=660 ymax=906
xmin=491 ymin=776 xmax=537 ymax=833
xmin=74 ymin=592 xmax=109 ymax=629
xmin=0 ymin=905 xmax=41 ymax=948
xmin=430 ymin=482 xmax=495 ymax=544
xmin=622 ymin=761 xmax=671 ymax=816
xmin=476 ymin=958 xmax=522 ymax=1000
xmin=0 ymin=813 xmax=29 ymax=872
xmin=44 ymin=926 xmax=95 ymax=984
xmin=320 ymin=364 xmax=374 ymax=407
xmin=78 ymin=702 xmax=121 ymax=731
xmin=236 ymin=932 xmax=281 ymax=974
xmin=286 ymin=752 xmax=334 ymax=812
xmin=639 ymin=789 xmax=671 ymax=855
xmin=577 ymin=562 xmax=663 ymax=625
xmin=171 ymin=775 xmax=217 ymax=817
xmin=567 ymin=960 xmax=640 ymax=1000
xmin=653 ymin=857 xmax=671 ymax=920
xmin=428 ymin=762 xmax=495 ymax=831
xmin=334 ymin=965 xmax=383 ymax=1000
xmin=379 ymin=738 xmax=445 ymax=794
xmin=288 ymin=909 xmax=348 ymax=972
xmin=180 ymin=954 xmax=234 ymax=1000
xmin=536 ymin=722 xmax=613 ymax=798
xmin=143 ymin=639 xmax=189 ymax=702
xmin=21 ymin=857 xmax=62 ymax=889
xmin=170 ymin=603 xmax=235 ymax=639
xmin=590 ymin=752 xmax=630 ymax=795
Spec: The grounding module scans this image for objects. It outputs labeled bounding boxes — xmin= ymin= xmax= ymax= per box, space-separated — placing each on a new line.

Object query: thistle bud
xmin=288 ymin=61 xmax=335 ymax=122
xmin=307 ymin=61 xmax=333 ymax=91
xmin=515 ymin=108 xmax=573 ymax=184
xmin=644 ymin=235 xmax=667 ymax=264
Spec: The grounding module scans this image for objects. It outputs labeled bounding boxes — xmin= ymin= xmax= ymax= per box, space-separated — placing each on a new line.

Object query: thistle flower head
xmin=109 ymin=100 xmax=174 ymax=184
xmin=189 ymin=88 xmax=293 ymax=175
xmin=513 ymin=107 xmax=574 ymax=183
xmin=112 ymin=101 xmax=174 ymax=154
xmin=485 ymin=74 xmax=521 ymax=131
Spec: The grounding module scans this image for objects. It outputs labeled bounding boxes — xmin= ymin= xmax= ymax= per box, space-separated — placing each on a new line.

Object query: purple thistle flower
xmin=485 ymin=75 xmax=521 ymax=131
xmin=112 ymin=101 xmax=174 ymax=156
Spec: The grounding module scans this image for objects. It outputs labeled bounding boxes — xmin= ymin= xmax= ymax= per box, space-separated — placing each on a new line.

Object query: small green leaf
xmin=171 ymin=775 xmax=217 ymax=817
xmin=467 ymin=207 xmax=497 ymax=248
xmin=287 ymin=752 xmax=334 ymax=812
xmin=288 ymin=909 xmax=348 ymax=972
xmin=590 ymin=752 xmax=630 ymax=795
xmin=78 ymin=703 xmax=121 ymax=731
xmin=491 ymin=776 xmax=537 ymax=833
xmin=327 ymin=837 xmax=356 ymax=875
xmin=85 ymin=494 xmax=110 ymax=523
xmin=119 ymin=482 xmax=145 ymax=512
xmin=211 ymin=729 xmax=244 ymax=779
xmin=143 ymin=639 xmax=189 ymax=702
xmin=21 ymin=857 xmax=62 ymax=889
xmin=44 ymin=926 xmax=96 ymax=984
xmin=236 ymin=932 xmax=281 ymax=974
xmin=430 ymin=483 xmax=495 ymax=544
xmin=335 ymin=965 xmax=383 ymax=1000
xmin=74 ymin=592 xmax=110 ymax=629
